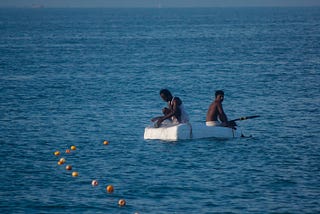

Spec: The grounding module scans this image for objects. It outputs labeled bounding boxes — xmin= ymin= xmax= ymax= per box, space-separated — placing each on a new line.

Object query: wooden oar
xmin=229 ymin=115 xmax=260 ymax=123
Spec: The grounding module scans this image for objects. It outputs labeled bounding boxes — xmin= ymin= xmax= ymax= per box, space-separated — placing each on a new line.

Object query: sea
xmin=0 ymin=7 xmax=319 ymax=213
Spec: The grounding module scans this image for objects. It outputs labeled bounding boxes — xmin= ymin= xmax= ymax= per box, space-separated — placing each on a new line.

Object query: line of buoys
xmin=53 ymin=140 xmax=127 ymax=209
xmin=55 ymin=146 xmax=76 ymax=176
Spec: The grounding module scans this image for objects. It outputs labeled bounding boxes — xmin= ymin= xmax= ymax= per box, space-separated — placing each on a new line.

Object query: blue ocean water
xmin=0 ymin=7 xmax=319 ymax=213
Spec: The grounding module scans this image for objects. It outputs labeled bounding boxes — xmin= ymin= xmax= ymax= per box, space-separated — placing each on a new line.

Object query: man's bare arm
xmin=217 ymin=102 xmax=228 ymax=123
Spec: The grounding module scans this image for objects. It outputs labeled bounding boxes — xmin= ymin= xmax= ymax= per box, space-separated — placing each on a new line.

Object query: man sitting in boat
xmin=206 ymin=90 xmax=236 ymax=129
xmin=151 ymin=89 xmax=189 ymax=128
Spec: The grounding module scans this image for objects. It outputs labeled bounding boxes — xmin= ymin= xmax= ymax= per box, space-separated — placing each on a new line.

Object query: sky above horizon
xmin=1 ymin=0 xmax=320 ymax=8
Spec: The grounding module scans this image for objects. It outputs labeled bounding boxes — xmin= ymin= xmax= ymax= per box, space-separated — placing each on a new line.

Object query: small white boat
xmin=144 ymin=123 xmax=241 ymax=141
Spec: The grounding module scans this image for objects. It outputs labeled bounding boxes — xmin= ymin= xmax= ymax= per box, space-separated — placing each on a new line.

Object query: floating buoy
xmin=91 ymin=180 xmax=98 ymax=186
xmin=65 ymin=149 xmax=71 ymax=154
xmin=118 ymin=199 xmax=126 ymax=206
xmin=71 ymin=146 xmax=76 ymax=150
xmin=65 ymin=165 xmax=72 ymax=170
xmin=72 ymin=171 xmax=79 ymax=177
xmin=103 ymin=140 xmax=109 ymax=145
xmin=57 ymin=161 xmax=63 ymax=165
xmin=54 ymin=151 xmax=60 ymax=156
xmin=59 ymin=158 xmax=66 ymax=164
xmin=106 ymin=185 xmax=114 ymax=193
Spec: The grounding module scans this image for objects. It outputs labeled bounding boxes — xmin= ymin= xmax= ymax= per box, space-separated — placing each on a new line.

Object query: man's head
xmin=215 ymin=90 xmax=224 ymax=101
xmin=160 ymin=89 xmax=172 ymax=102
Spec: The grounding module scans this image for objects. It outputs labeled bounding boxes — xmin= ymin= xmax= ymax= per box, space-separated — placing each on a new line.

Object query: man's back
xmin=206 ymin=100 xmax=219 ymax=122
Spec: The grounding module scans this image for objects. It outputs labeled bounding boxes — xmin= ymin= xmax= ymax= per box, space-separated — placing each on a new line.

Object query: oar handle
xmin=229 ymin=115 xmax=260 ymax=122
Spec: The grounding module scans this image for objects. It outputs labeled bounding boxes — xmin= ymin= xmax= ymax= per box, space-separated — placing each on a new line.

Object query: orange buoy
xmin=57 ymin=161 xmax=63 ymax=165
xmin=54 ymin=151 xmax=60 ymax=156
xmin=103 ymin=140 xmax=109 ymax=145
xmin=65 ymin=149 xmax=71 ymax=154
xmin=65 ymin=165 xmax=72 ymax=170
xmin=106 ymin=185 xmax=114 ymax=193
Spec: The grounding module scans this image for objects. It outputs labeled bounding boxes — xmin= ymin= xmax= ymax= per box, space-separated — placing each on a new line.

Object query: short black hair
xmin=160 ymin=89 xmax=172 ymax=97
xmin=215 ymin=90 xmax=224 ymax=97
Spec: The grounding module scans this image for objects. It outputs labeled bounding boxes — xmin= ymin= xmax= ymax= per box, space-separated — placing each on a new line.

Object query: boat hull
xmin=144 ymin=123 xmax=240 ymax=141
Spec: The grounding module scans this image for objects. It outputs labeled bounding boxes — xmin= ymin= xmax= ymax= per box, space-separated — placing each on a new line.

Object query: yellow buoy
xmin=71 ymin=146 xmax=76 ymax=150
xmin=57 ymin=161 xmax=63 ymax=165
xmin=118 ymin=199 xmax=126 ymax=206
xmin=106 ymin=185 xmax=114 ymax=193
xmin=103 ymin=140 xmax=109 ymax=145
xmin=72 ymin=171 xmax=79 ymax=177
xmin=65 ymin=165 xmax=72 ymax=170
xmin=54 ymin=151 xmax=60 ymax=156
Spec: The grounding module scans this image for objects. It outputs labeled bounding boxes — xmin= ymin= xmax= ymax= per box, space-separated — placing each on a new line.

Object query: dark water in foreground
xmin=0 ymin=8 xmax=320 ymax=213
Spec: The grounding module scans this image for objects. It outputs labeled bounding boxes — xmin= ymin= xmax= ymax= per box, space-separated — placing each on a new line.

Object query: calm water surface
xmin=0 ymin=7 xmax=320 ymax=213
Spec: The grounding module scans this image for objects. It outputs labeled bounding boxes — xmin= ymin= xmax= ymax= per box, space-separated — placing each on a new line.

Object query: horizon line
xmin=1 ymin=5 xmax=320 ymax=9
